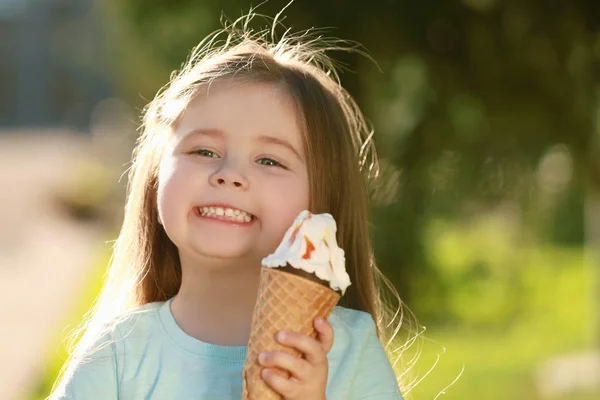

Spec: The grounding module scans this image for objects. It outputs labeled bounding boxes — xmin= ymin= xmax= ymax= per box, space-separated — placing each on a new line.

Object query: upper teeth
xmin=199 ymin=206 xmax=253 ymax=222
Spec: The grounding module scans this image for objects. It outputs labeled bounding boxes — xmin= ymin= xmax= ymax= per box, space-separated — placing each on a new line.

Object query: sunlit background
xmin=1 ymin=0 xmax=599 ymax=399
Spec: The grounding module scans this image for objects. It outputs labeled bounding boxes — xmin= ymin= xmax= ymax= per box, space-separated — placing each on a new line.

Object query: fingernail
xmin=262 ymin=368 xmax=271 ymax=378
xmin=316 ymin=317 xmax=325 ymax=325
xmin=277 ymin=331 xmax=287 ymax=341
xmin=258 ymin=353 xmax=267 ymax=364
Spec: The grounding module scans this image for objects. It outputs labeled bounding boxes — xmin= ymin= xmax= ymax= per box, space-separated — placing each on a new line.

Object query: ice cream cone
xmin=242 ymin=266 xmax=341 ymax=400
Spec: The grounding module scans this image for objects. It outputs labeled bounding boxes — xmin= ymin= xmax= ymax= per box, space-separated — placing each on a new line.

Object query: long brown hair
xmin=52 ymin=11 xmax=415 ymax=398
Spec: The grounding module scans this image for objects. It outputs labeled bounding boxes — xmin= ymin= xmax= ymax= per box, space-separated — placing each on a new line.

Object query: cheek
xmin=156 ymin=158 xmax=191 ymax=222
xmin=261 ymin=175 xmax=310 ymax=242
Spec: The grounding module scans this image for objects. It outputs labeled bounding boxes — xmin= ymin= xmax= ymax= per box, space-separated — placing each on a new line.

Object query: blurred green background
xmin=2 ymin=0 xmax=600 ymax=399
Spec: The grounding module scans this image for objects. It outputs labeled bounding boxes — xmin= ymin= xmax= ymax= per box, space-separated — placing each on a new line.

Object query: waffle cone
xmin=242 ymin=266 xmax=341 ymax=400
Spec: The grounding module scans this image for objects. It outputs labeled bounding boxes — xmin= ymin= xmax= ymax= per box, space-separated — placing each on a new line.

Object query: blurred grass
xmin=402 ymin=236 xmax=597 ymax=399
xmin=27 ymin=222 xmax=598 ymax=399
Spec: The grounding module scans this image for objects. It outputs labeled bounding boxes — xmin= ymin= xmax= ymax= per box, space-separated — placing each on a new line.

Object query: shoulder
xmin=110 ymin=301 xmax=165 ymax=340
xmin=327 ymin=307 xmax=404 ymax=399
xmin=328 ymin=306 xmax=379 ymax=348
xmin=51 ymin=302 xmax=166 ymax=399
xmin=329 ymin=306 xmax=377 ymax=334
xmin=76 ymin=301 xmax=165 ymax=362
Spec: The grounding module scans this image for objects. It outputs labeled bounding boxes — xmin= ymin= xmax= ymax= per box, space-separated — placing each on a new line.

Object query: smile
xmin=196 ymin=206 xmax=255 ymax=223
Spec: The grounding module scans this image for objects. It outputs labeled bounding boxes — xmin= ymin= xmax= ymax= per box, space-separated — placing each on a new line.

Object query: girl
xmin=51 ymin=12 xmax=407 ymax=400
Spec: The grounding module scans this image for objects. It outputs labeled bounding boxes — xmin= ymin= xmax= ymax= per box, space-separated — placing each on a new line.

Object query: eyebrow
xmin=256 ymin=135 xmax=303 ymax=161
xmin=182 ymin=129 xmax=303 ymax=161
xmin=182 ymin=128 xmax=224 ymax=139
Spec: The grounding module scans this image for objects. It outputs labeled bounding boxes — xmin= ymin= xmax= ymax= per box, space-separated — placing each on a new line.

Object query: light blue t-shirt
xmin=57 ymin=298 xmax=403 ymax=399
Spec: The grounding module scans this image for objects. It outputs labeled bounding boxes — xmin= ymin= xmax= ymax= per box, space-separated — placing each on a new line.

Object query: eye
xmin=257 ymin=157 xmax=285 ymax=168
xmin=193 ymin=149 xmax=219 ymax=158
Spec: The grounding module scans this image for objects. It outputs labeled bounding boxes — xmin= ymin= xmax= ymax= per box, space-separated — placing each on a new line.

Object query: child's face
xmin=157 ymin=81 xmax=310 ymax=268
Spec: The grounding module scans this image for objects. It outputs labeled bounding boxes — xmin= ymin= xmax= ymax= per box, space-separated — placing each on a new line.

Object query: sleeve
xmin=351 ymin=314 xmax=404 ymax=400
xmin=53 ymin=330 xmax=122 ymax=400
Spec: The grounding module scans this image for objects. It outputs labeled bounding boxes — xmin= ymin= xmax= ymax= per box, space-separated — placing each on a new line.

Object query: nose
xmin=209 ymin=161 xmax=249 ymax=190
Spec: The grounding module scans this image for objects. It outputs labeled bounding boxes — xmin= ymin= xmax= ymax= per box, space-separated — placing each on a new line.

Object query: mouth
xmin=194 ymin=205 xmax=256 ymax=224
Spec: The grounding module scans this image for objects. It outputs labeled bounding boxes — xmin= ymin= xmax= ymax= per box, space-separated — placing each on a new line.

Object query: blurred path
xmin=0 ymin=131 xmax=104 ymax=400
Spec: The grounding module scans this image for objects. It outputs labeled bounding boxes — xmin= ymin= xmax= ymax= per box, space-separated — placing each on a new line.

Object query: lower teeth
xmin=202 ymin=213 xmax=250 ymax=222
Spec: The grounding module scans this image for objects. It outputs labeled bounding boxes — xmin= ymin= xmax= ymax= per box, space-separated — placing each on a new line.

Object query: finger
xmin=314 ymin=316 xmax=334 ymax=353
xmin=261 ymin=368 xmax=300 ymax=397
xmin=277 ymin=330 xmax=326 ymax=365
xmin=258 ymin=351 xmax=311 ymax=381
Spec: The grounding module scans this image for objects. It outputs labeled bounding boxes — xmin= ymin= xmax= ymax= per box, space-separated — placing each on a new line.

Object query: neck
xmin=171 ymin=256 xmax=261 ymax=346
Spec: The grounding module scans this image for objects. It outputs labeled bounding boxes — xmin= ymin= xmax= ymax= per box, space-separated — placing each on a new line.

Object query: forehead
xmin=174 ymin=80 xmax=304 ymax=148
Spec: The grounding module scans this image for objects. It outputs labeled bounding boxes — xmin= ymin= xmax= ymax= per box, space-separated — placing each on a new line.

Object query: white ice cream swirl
xmin=262 ymin=210 xmax=351 ymax=295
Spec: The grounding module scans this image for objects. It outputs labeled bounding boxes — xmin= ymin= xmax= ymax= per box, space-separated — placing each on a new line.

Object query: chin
xmin=190 ymin=241 xmax=255 ymax=261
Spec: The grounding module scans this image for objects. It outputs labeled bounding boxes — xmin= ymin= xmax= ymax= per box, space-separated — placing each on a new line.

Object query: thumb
xmin=315 ymin=316 xmax=334 ymax=353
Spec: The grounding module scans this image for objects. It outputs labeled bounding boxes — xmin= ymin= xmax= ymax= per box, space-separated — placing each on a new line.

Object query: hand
xmin=258 ymin=316 xmax=334 ymax=400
